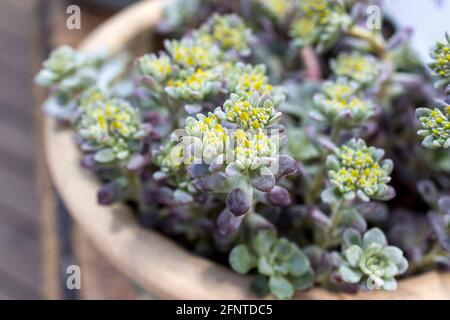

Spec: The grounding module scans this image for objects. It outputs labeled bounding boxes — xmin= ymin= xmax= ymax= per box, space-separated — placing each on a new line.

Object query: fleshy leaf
xmin=226 ymin=187 xmax=252 ymax=216
xmin=339 ymin=264 xmax=363 ymax=284
xmin=269 ymin=275 xmax=295 ymax=300
xmin=362 ymin=228 xmax=387 ymax=249
xmin=229 ymin=245 xmax=256 ymax=274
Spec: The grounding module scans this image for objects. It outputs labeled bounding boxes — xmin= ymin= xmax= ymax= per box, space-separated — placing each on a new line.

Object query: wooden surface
xmin=0 ymin=0 xmax=42 ymax=300
xmin=43 ymin=0 xmax=450 ymax=299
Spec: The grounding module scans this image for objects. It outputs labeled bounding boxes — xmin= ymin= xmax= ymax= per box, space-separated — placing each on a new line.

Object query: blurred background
xmin=0 ymin=0 xmax=448 ymax=299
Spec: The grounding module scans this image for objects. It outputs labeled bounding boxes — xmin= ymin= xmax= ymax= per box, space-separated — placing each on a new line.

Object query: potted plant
xmin=37 ymin=0 xmax=450 ymax=299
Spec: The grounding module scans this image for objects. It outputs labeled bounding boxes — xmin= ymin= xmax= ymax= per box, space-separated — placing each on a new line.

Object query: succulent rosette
xmin=137 ymin=53 xmax=176 ymax=84
xmin=331 ymin=52 xmax=382 ymax=88
xmin=75 ymin=91 xmax=147 ymax=164
xmin=289 ymin=0 xmax=351 ymax=50
xmin=313 ymin=78 xmax=375 ymax=128
xmin=229 ymin=230 xmax=314 ymax=299
xmin=183 ymin=91 xmax=296 ymax=217
xmin=165 ymin=67 xmax=222 ymax=102
xmin=225 ymin=63 xmax=274 ymax=96
xmin=338 ymin=228 xmax=408 ymax=291
xmin=322 ymin=139 xmax=394 ymax=203
xmin=415 ymin=101 xmax=450 ymax=149
xmin=217 ymin=93 xmax=282 ymax=130
xmin=164 ymin=36 xmax=222 ymax=69
xmin=428 ymin=33 xmax=450 ymax=87
xmin=35 ymin=46 xmax=89 ymax=87
xmin=196 ymin=13 xmax=253 ymax=57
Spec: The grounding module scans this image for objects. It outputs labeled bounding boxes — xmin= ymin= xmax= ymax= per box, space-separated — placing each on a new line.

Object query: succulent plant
xmin=322 ymin=139 xmax=394 ymax=203
xmin=75 ymin=90 xmax=147 ymax=164
xmin=36 ymin=0 xmax=450 ymax=299
xmin=290 ymin=0 xmax=351 ymax=51
xmin=313 ymin=81 xmax=375 ymax=128
xmin=196 ymin=13 xmax=253 ymax=57
xmin=331 ymin=52 xmax=382 ymax=88
xmin=338 ymin=228 xmax=408 ymax=291
xmin=429 ymin=33 xmax=450 ymax=88
xmin=416 ymin=101 xmax=450 ymax=149
xmin=229 ymin=230 xmax=314 ymax=299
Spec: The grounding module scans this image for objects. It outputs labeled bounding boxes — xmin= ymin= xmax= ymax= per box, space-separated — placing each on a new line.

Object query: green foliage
xmin=338 ymin=228 xmax=408 ymax=291
xmin=229 ymin=230 xmax=314 ymax=299
xmin=416 ymin=101 xmax=450 ymax=149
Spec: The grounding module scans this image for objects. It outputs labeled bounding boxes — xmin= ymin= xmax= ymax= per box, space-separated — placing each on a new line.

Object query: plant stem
xmin=319 ymin=200 xmax=343 ymax=249
xmin=347 ymin=25 xmax=387 ymax=59
xmin=300 ymin=46 xmax=321 ymax=81
xmin=306 ymin=126 xmax=341 ymax=204
xmin=346 ymin=25 xmax=394 ymax=100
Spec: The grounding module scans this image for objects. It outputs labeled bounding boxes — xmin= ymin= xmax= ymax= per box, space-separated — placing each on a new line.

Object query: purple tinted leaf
xmin=417 ymin=180 xmax=438 ymax=205
xmin=374 ymin=186 xmax=396 ymax=201
xmin=173 ymin=189 xmax=194 ymax=205
xmin=438 ymin=196 xmax=450 ymax=215
xmin=209 ymin=155 xmax=224 ymax=172
xmin=275 ymin=155 xmax=298 ymax=179
xmin=226 ymin=188 xmax=252 ymax=216
xmin=267 ymin=186 xmax=291 ymax=207
xmin=187 ymin=163 xmax=209 ymax=179
xmin=194 ymin=173 xmax=227 ymax=192
xmin=217 ymin=209 xmax=243 ymax=237
xmin=308 ymin=207 xmax=331 ymax=226
xmin=428 ymin=213 xmax=450 ymax=252
xmin=126 ymin=154 xmax=149 ymax=171
xmin=81 ymin=154 xmax=96 ymax=169
xmin=252 ymin=172 xmax=275 ymax=192
xmin=97 ymin=178 xmax=127 ymax=205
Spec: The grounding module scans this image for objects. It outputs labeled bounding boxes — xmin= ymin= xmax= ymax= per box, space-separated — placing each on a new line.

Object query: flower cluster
xmin=138 ymin=14 xmax=271 ymax=104
xmin=196 ymin=13 xmax=253 ymax=57
xmin=185 ymin=113 xmax=228 ymax=162
xmin=183 ymin=90 xmax=294 ymax=216
xmin=314 ymin=79 xmax=375 ymax=128
xmin=76 ymin=90 xmax=147 ymax=163
xmin=218 ymin=93 xmax=281 ymax=130
xmin=257 ymin=0 xmax=295 ymax=21
xmin=323 ymin=139 xmax=394 ymax=202
xmin=226 ymin=63 xmax=274 ymax=96
xmin=35 ymin=46 xmax=89 ymax=87
xmin=229 ymin=230 xmax=314 ymax=299
xmin=233 ymin=129 xmax=279 ymax=170
xmin=137 ymin=53 xmax=174 ymax=83
xmin=428 ymin=33 xmax=450 ymax=87
xmin=416 ymin=102 xmax=450 ymax=149
xmin=165 ymin=68 xmax=222 ymax=101
xmin=331 ymin=52 xmax=382 ymax=87
xmin=289 ymin=0 xmax=351 ymax=50
xmin=338 ymin=228 xmax=408 ymax=291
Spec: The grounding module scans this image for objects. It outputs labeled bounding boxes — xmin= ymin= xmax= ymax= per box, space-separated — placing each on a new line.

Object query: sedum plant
xmin=229 ymin=230 xmax=314 ymax=299
xmin=416 ymin=101 xmax=450 ymax=149
xmin=338 ymin=228 xmax=408 ymax=291
xmin=37 ymin=0 xmax=450 ymax=299
xmin=323 ymin=139 xmax=394 ymax=203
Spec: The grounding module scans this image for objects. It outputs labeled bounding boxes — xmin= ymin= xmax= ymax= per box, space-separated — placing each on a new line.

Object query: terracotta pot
xmin=44 ymin=0 xmax=450 ymax=299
